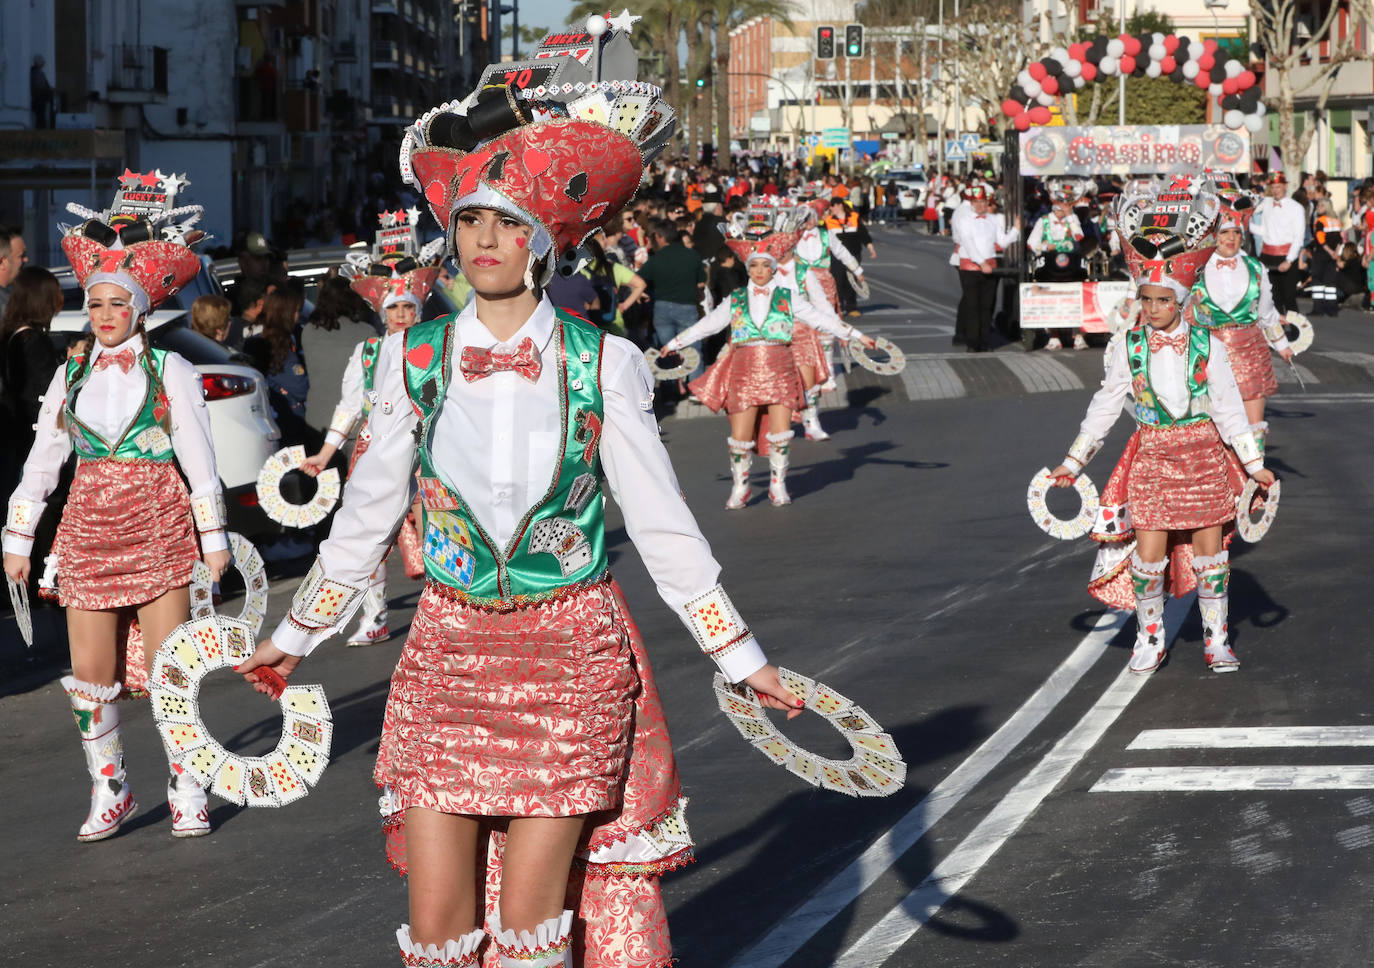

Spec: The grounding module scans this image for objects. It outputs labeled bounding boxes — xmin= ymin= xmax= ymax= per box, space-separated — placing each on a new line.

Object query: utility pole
xmin=1118 ymin=0 xmax=1126 ymax=124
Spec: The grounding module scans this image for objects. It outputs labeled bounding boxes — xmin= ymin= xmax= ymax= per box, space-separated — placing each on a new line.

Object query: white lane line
xmin=829 ymin=594 xmax=1194 ymax=968
xmin=1091 ymin=766 xmax=1374 ymax=792
xmin=1272 ymin=393 xmax=1374 ymax=404
xmin=1129 ymin=726 xmax=1374 ymax=749
xmin=865 ymin=275 xmax=955 ymax=317
xmin=728 ymin=607 xmax=1131 ymax=968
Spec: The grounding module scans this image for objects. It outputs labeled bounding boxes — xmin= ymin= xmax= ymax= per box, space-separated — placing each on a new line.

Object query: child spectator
xmin=190 ymin=293 xmax=232 ymax=342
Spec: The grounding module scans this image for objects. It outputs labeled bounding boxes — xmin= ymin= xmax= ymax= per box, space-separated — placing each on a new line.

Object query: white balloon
xmin=1182 ymin=61 xmax=1199 ymax=79
xmin=1100 ymin=56 xmax=1118 ymax=75
xmin=1209 ymin=83 xmax=1224 ymax=96
xmin=1223 ymin=109 xmax=1245 ymax=129
xmin=1018 ymin=70 xmax=1034 ymax=88
xmin=1149 ymin=44 xmax=1166 ymax=61
xmin=1049 ymin=46 xmax=1069 ymax=62
xmin=1024 ymin=79 xmax=1043 ymax=98
xmin=1037 ymin=91 xmax=1055 ymax=106
xmin=1152 ymin=32 xmax=1165 ymax=43
xmin=1146 ymin=62 xmax=1162 ymax=78
xmin=1064 ymin=59 xmax=1082 ymax=78
xmin=1255 ymin=100 xmax=1268 ymax=116
xmin=1107 ymin=39 xmax=1125 ymax=57
xmin=1224 ymin=59 xmax=1243 ymax=77
xmin=1244 ymin=113 xmax=1265 ymax=132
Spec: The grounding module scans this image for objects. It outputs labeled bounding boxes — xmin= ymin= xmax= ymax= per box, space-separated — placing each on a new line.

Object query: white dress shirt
xmin=270 ymin=297 xmax=768 ymax=682
xmin=1200 ymin=255 xmax=1290 ymax=351
xmin=323 ymin=341 xmax=367 ymax=449
xmin=1252 ymin=197 xmax=1305 ymax=260
xmin=950 ymin=207 xmax=1018 ymax=267
xmin=1027 ymin=212 xmax=1084 ymax=254
xmin=773 ymin=261 xmax=855 ymax=328
xmin=795 ymin=226 xmax=860 ymax=274
xmin=5 ymin=334 xmax=227 ymax=556
xmin=1079 ymin=323 xmax=1255 ymax=456
xmin=664 ymin=276 xmax=862 ymax=350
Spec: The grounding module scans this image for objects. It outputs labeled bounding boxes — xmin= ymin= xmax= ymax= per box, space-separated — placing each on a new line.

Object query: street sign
xmin=961 ymin=133 xmax=980 ymax=153
xmin=822 ymin=127 xmax=850 ymax=148
xmin=805 ymin=134 xmax=821 ymax=146
xmin=880 ymin=132 xmax=899 ymax=141
xmin=944 ymin=140 xmax=966 ymax=161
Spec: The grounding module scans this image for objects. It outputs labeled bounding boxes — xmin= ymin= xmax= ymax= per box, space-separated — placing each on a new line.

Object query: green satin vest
xmin=794 ymin=226 xmax=832 ymax=274
xmin=1189 ymin=255 xmax=1262 ymax=330
xmin=729 ymin=287 xmax=794 ymax=344
xmin=359 ymin=337 xmax=382 ymax=420
xmin=63 ymin=348 xmax=175 ymax=461
xmin=404 ymin=310 xmax=608 ymax=605
xmin=1125 ymin=324 xmax=1212 ymax=429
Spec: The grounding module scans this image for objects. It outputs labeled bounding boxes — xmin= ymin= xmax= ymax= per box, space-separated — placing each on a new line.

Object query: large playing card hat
xmin=400 ymin=11 xmax=676 ymax=286
xmin=342 ymin=208 xmax=445 ymax=314
xmin=1114 ymin=171 xmax=1220 ymax=301
xmin=59 ymin=170 xmax=206 ymax=316
xmin=721 ymin=205 xmax=805 ymax=266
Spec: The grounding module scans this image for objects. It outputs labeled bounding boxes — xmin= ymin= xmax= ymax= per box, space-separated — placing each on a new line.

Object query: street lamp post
xmin=729 ymin=69 xmax=808 ymax=153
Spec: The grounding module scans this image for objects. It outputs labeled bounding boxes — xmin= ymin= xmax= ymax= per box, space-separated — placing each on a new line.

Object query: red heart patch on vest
xmin=406 ymin=344 xmax=434 ymax=370
xmin=523 ymin=148 xmax=551 ymax=177
xmin=1102 ymin=509 xmax=1115 ymax=520
xmin=101 ymin=764 xmax=116 ymax=777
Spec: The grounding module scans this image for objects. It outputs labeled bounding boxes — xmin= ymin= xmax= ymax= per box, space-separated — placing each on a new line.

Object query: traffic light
xmin=816 ymin=25 xmax=835 ymax=60
xmin=696 ymin=76 xmax=705 ymax=87
xmin=844 ymin=23 xmax=863 ymax=58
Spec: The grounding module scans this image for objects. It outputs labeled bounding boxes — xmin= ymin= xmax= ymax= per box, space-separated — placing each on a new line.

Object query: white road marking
xmin=864 ymin=275 xmax=954 ymax=317
xmin=729 ymin=606 xmax=1134 ymax=968
xmin=1129 ymin=726 xmax=1374 ymax=749
xmin=826 ymin=594 xmax=1195 ymax=968
xmin=1272 ymin=393 xmax=1374 ymax=404
xmin=1091 ymin=766 xmax=1374 ymax=792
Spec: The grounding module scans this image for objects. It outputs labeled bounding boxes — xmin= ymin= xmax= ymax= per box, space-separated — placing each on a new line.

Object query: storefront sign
xmin=1019 ymin=125 xmax=1250 ymax=176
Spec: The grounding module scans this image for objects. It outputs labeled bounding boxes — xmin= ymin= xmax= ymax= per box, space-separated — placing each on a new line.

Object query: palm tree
xmin=710 ymin=0 xmax=797 ymax=159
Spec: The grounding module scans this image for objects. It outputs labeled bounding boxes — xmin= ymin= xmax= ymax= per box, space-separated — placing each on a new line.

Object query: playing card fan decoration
xmin=256 ymin=446 xmax=341 ymax=528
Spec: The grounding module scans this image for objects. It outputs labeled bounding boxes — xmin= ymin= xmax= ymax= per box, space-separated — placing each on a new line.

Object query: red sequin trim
xmin=579 ymin=846 xmax=695 ymax=880
xmin=424 ymin=572 xmax=610 ymax=612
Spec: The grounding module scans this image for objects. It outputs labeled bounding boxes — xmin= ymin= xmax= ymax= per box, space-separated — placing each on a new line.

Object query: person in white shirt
xmin=1251 ymin=170 xmax=1305 ymax=315
xmin=1027 ymin=185 xmax=1090 ymax=351
xmin=1048 ymin=204 xmax=1275 ymax=676
xmin=950 ymin=184 xmax=1019 ymax=351
xmin=235 ymin=30 xmax=812 ymax=968
xmin=774 ymin=246 xmax=858 ymax=441
xmin=2 ymin=172 xmax=231 ymax=842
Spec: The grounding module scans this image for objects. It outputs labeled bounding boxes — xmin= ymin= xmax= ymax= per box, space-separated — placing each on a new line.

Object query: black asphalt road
xmin=4 ymin=227 xmax=1373 ymax=967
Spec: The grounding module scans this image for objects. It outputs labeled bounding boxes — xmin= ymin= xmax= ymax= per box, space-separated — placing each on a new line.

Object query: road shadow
xmin=673 ymin=705 xmax=1018 ymax=966
xmin=786 ymin=441 xmax=949 ymax=501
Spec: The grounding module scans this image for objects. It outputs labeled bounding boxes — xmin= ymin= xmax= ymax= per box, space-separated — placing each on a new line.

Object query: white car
xmin=884 ymin=168 xmax=930 ymax=217
xmin=47 ymin=256 xmax=282 ymax=540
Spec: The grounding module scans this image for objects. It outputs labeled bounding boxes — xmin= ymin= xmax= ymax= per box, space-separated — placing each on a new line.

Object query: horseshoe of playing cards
xmin=7 ymin=576 xmax=31 ymax=647
xmin=1027 ymin=467 xmax=1099 ymax=541
xmin=150 ymin=615 xmax=332 ymax=807
xmin=847 ymin=336 xmax=905 ymax=376
xmin=712 ymin=668 xmax=905 ymax=797
xmin=255 ymin=445 xmax=341 ymax=529
xmin=188 ymin=532 xmax=269 ymax=636
xmin=1285 ymin=311 xmax=1314 ymax=355
xmin=1236 ymin=477 xmax=1280 ymax=543
xmin=644 ymin=346 xmax=701 ymax=382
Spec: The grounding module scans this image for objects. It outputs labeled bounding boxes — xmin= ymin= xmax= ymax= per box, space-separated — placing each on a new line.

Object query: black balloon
xmin=1210 ymin=65 xmax=1227 ymax=83
xmin=1170 ymin=66 xmax=1186 ymax=83
xmin=1010 ymin=84 xmax=1028 ymax=102
xmin=1043 ymin=57 xmax=1063 ymax=77
xmin=1250 ymin=41 xmax=1265 ymax=59
xmin=1222 ymin=94 xmax=1241 ymax=111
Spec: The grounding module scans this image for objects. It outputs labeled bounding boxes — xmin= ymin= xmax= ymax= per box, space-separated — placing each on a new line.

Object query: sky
xmin=516 ymin=0 xmax=576 ymax=36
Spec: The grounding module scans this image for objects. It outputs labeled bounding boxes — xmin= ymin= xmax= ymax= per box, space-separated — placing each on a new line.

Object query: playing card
xmin=849 ymin=732 xmax=902 ymax=762
xmin=151 ymin=691 xmax=198 ymax=725
xmin=160 ymin=721 xmax=210 ymax=758
xmin=280 ymin=738 xmax=327 ymax=784
xmin=858 ymin=760 xmax=907 ymax=793
xmin=189 ymin=618 xmax=225 ymax=666
xmin=217 ymin=618 xmax=256 ymax=663
xmin=264 ymin=749 xmax=308 ymax=804
xmin=858 ymin=747 xmax=907 ymax=776
xmin=183 ymin=741 xmax=229 ymax=786
xmin=165 ymin=627 xmax=206 ymax=678
xmin=241 ymin=759 xmax=280 ymax=808
xmin=727 ymin=714 xmax=776 ymax=742
xmin=785 ymin=750 xmax=821 ymax=786
xmin=715 ymin=688 xmax=765 ymax=719
xmin=818 ymin=761 xmax=858 ymax=796
xmin=830 ymin=706 xmax=882 ymax=735
xmin=776 ymin=667 xmax=816 ymax=706
xmin=247 ymin=589 xmax=269 ymax=616
xmin=809 ymin=684 xmax=852 ymax=716
xmin=8 ymin=575 xmax=31 ymax=647
xmin=752 ymin=736 xmax=793 ymax=765
xmin=280 ymin=684 xmax=331 ymax=723
xmin=283 ymin=709 xmax=334 ymax=759
xmin=212 ymin=753 xmax=248 ymax=805
xmin=277 ymin=503 xmax=302 ymax=529
xmin=150 ymin=654 xmax=194 ymax=697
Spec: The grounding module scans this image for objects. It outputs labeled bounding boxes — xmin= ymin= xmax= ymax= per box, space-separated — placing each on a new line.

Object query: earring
xmin=523 ymin=252 xmax=536 ymax=290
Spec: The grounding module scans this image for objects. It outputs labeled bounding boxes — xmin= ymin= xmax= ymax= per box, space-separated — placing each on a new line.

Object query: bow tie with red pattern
xmin=92 ymin=348 xmax=137 ymax=373
xmin=1215 ymin=257 xmax=1239 ymax=269
xmin=1147 ymin=329 xmax=1189 ymax=354
xmin=751 ymin=286 xmax=771 ymax=297
xmin=459 ymin=337 xmax=542 ymax=383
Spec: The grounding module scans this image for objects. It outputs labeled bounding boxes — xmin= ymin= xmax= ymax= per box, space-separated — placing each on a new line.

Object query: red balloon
xmin=1203 ymin=39 xmax=1217 ymax=52
xmin=1080 ymin=62 xmax=1098 ymax=82
xmin=1163 ymin=35 xmax=1179 ymax=53
xmin=1028 ymin=106 xmax=1052 ymax=125
xmin=1198 ymin=53 xmax=1215 ymax=71
xmin=1119 ymin=55 xmax=1136 ymax=74
xmin=1222 ymin=77 xmax=1239 ymax=95
xmin=1028 ymin=61 xmax=1048 ymax=80
xmin=1195 ymin=71 xmax=1211 ymax=89
xmin=1122 ymin=34 xmax=1142 ymax=56
xmin=1238 ymin=70 xmax=1256 ymax=89
xmin=1041 ymin=76 xmax=1060 ymax=95
xmin=1014 ymin=113 xmax=1032 ymax=131
xmin=1068 ymin=42 xmax=1086 ymax=60
xmin=1160 ymin=56 xmax=1177 ymax=74
xmin=1002 ymin=98 xmax=1025 ymax=117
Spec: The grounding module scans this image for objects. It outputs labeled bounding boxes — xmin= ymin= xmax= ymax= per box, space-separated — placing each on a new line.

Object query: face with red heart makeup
xmin=453 ymin=207 xmax=539 ymax=297
xmin=87 ymin=281 xmax=142 ymax=347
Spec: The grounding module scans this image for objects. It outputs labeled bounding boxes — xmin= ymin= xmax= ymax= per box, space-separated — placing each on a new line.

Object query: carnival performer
xmin=301 ymin=210 xmax=441 ymax=644
xmin=1027 ymin=181 xmax=1089 ymax=351
xmin=1252 ymin=171 xmax=1305 ymax=316
xmin=951 ymin=184 xmax=1019 ymax=352
xmin=1188 ymin=194 xmax=1294 ymax=462
xmin=1047 ymin=194 xmax=1275 ymax=675
xmin=235 ymin=18 xmax=804 ymax=968
xmin=2 ymin=171 xmax=230 ymax=840
xmin=664 ymin=214 xmax=875 ymax=508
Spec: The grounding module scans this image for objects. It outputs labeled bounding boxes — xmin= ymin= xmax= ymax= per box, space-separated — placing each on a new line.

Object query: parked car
xmin=47 ymin=256 xmax=283 ymax=542
xmin=885 ymin=168 xmax=930 ymax=219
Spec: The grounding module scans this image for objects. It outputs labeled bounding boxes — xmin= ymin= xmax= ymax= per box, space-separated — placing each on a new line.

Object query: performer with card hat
xmin=235 ymin=16 xmax=806 ymax=968
xmin=2 ymin=171 xmax=230 ymax=840
xmin=1252 ymin=170 xmax=1305 ymax=316
xmin=299 ymin=211 xmax=442 ymax=644
xmin=662 ymin=208 xmax=874 ymax=508
xmin=1046 ymin=180 xmax=1276 ymax=675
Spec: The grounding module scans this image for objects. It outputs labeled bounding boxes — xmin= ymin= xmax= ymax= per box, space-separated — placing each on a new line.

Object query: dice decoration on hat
xmin=720 ymin=205 xmax=807 ymax=265
xmin=1112 ymin=167 xmax=1223 ymax=300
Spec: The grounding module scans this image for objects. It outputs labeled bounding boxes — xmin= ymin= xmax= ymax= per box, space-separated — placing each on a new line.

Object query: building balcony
xmin=107 ymin=45 xmax=169 ymax=104
xmin=285 ymin=88 xmax=322 ymax=131
xmin=374 ymin=41 xmax=400 ymax=68
xmin=334 ymin=39 xmax=359 ymax=63
xmin=1265 ymin=57 xmax=1374 ymax=103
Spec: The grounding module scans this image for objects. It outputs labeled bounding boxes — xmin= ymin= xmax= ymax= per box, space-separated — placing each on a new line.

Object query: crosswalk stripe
xmin=901 ymin=359 xmax=965 ymax=399
xmin=1091 ymin=766 xmax=1374 ymax=792
xmin=1000 ymin=354 xmax=1085 ymax=393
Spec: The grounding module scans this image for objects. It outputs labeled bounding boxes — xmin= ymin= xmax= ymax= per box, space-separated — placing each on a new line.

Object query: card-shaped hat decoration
xmin=59 ymin=170 xmax=206 ymax=316
xmin=400 ymin=12 xmax=676 ymax=285
xmin=150 ymin=616 xmax=333 ymax=807
xmin=342 ymin=208 xmax=446 ymax=314
xmin=1027 ymin=467 xmax=1100 ymax=540
xmin=188 ymin=531 xmax=269 ymax=637
xmin=1114 ymin=167 xmax=1221 ymax=301
xmin=712 ymin=668 xmax=905 ymax=797
xmin=256 ymin=445 xmax=341 ymax=529
xmin=1236 ymin=477 xmax=1280 ymax=543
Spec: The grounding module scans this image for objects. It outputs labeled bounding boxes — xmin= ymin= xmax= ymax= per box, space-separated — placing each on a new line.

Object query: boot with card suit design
xmin=1128 ymin=552 xmax=1169 ymax=674
xmin=348 ymin=563 xmax=390 ymax=645
xmin=1194 ymin=551 xmax=1239 ymax=673
xmin=767 ymin=430 xmax=794 ymax=506
xmin=726 ymin=438 xmax=754 ymax=510
xmin=165 ymin=745 xmax=212 ymax=837
xmin=63 ymin=676 xmax=137 ymax=842
xmin=801 ymin=386 xmax=830 ymax=441
xmin=489 ymin=910 xmax=573 ymax=968
xmin=396 ymin=924 xmax=485 ymax=968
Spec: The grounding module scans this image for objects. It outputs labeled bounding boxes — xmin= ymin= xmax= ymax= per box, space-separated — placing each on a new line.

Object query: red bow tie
xmin=92 ymin=348 xmax=137 ymax=374
xmin=1147 ymin=329 xmax=1189 ymax=354
xmin=752 ymin=286 xmax=771 ymax=297
xmin=459 ymin=337 xmax=542 ymax=383
xmin=1215 ymin=257 xmax=1239 ymax=269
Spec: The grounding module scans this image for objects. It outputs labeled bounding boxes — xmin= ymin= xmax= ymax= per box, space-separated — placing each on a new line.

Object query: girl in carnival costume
xmin=301 ymin=209 xmax=443 ymax=644
xmin=1047 ymin=181 xmax=1276 ymax=675
xmin=663 ymin=206 xmax=875 ymax=509
xmin=236 ymin=16 xmax=808 ymax=968
xmin=3 ymin=171 xmax=231 ymax=839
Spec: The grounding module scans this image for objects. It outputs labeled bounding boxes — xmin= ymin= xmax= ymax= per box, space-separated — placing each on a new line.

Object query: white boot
xmin=348 ymin=564 xmax=390 ymax=646
xmin=1073 ymin=332 xmax=1089 ymax=350
xmin=726 ymin=438 xmax=755 ymax=510
xmin=489 ymin=910 xmax=573 ymax=968
xmin=165 ymin=746 xmax=211 ymax=838
xmin=63 ymin=676 xmax=137 ymax=842
xmin=1195 ymin=551 xmax=1238 ymax=673
xmin=1127 ymin=553 xmax=1168 ymax=674
xmin=767 ymin=430 xmax=795 ymax=506
xmin=801 ymin=387 xmax=830 ymax=441
xmin=396 ymin=923 xmax=485 ymax=968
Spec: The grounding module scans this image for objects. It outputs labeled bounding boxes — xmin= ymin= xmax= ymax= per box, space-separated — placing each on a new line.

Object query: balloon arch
xmin=1001 ymin=33 xmax=1264 ymax=133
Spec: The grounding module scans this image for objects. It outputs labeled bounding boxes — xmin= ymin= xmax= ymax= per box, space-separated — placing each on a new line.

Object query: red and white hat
xmin=343 ymin=208 xmax=445 ymax=314
xmin=401 ymin=12 xmax=675 ymax=285
xmin=59 ymin=169 xmax=205 ymax=316
xmin=720 ymin=206 xmax=804 ymax=267
xmin=1115 ymin=172 xmax=1223 ymax=299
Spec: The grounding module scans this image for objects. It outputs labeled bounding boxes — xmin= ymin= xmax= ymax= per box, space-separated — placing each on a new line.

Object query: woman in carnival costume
xmin=663 ymin=207 xmax=875 ymax=509
xmin=1047 ymin=185 xmax=1276 ymax=675
xmin=236 ymin=16 xmax=804 ymax=968
xmin=2 ymin=171 xmax=231 ymax=839
xmin=301 ymin=209 xmax=441 ymax=644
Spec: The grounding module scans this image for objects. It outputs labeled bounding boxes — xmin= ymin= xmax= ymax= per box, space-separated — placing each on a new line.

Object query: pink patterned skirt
xmin=688 ymin=342 xmax=805 ymax=415
xmin=1213 ymin=325 xmax=1278 ymax=400
xmin=790 ymin=322 xmax=832 ymax=385
xmin=53 ymin=458 xmax=197 ymax=611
